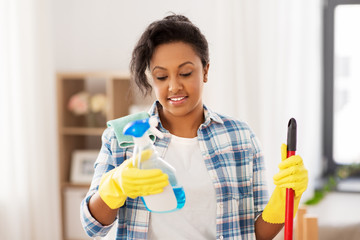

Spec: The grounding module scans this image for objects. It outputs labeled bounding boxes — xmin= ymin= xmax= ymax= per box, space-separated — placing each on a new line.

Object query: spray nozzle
xmin=123 ymin=117 xmax=164 ymax=168
xmin=123 ymin=118 xmax=150 ymax=138
xmin=149 ymin=117 xmax=164 ymax=139
xmin=123 ymin=117 xmax=164 ymax=139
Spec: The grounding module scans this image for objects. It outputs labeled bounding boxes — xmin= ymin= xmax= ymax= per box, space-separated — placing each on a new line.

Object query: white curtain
xmin=0 ymin=0 xmax=60 ymax=239
xmin=205 ymin=0 xmax=323 ymax=200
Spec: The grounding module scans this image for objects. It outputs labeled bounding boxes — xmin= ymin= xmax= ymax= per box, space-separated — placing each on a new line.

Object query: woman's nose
xmin=168 ymin=76 xmax=183 ymax=93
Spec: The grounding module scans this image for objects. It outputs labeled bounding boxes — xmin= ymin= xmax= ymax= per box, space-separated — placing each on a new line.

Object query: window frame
xmin=323 ymin=0 xmax=360 ymax=176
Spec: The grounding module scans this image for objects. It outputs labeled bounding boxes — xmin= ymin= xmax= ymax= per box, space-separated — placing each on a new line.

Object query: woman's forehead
xmin=150 ymin=42 xmax=201 ymax=69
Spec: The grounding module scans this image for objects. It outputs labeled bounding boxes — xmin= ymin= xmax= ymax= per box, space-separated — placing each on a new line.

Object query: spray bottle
xmin=123 ymin=117 xmax=186 ymax=213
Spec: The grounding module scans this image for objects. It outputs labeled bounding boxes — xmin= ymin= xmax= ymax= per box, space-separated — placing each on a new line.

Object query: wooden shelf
xmin=61 ymin=127 xmax=106 ymax=136
xmin=61 ymin=182 xmax=90 ymax=189
xmin=57 ymin=71 xmax=132 ymax=240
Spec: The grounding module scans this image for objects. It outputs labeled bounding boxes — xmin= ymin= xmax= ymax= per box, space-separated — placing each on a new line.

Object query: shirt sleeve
xmin=80 ymin=127 xmax=122 ymax=237
xmin=250 ymin=131 xmax=269 ymax=218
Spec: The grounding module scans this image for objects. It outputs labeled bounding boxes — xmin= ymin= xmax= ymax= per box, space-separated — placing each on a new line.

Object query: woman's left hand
xmin=262 ymin=144 xmax=308 ymax=224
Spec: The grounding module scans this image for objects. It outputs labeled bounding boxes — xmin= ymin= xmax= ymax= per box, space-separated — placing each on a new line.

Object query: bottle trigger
xmin=149 ymin=117 xmax=164 ymax=139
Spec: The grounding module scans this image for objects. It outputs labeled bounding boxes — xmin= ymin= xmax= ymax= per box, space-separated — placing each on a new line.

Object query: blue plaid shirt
xmin=81 ymin=102 xmax=269 ymax=240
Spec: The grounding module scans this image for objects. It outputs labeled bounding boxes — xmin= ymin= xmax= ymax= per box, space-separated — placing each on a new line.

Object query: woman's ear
xmin=203 ymin=63 xmax=210 ymax=83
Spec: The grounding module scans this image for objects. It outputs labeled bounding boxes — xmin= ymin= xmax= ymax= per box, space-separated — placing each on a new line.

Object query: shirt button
xmin=219 ymin=236 xmax=224 ymax=240
xmin=218 ymin=203 xmax=223 ymax=208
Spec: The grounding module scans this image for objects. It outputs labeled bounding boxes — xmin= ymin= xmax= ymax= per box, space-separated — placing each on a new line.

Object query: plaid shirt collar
xmin=147 ymin=101 xmax=224 ymax=128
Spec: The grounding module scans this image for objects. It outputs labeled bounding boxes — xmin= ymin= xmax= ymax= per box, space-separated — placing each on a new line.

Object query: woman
xmin=81 ymin=14 xmax=308 ymax=240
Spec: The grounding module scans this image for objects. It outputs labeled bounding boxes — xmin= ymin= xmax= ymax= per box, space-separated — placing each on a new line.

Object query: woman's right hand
xmin=98 ymin=150 xmax=169 ymax=209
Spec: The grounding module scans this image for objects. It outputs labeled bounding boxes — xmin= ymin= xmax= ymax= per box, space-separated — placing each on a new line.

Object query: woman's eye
xmin=156 ymin=76 xmax=167 ymax=80
xmin=180 ymin=72 xmax=192 ymax=77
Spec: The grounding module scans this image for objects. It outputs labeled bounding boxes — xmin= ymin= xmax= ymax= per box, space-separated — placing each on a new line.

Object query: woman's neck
xmin=159 ymin=107 xmax=204 ymax=138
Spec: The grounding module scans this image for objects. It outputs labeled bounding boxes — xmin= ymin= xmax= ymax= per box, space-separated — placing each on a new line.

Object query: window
xmin=323 ymin=0 xmax=360 ymax=176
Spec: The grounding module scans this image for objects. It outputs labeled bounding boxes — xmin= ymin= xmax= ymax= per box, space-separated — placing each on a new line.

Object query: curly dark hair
xmin=130 ymin=14 xmax=209 ymax=96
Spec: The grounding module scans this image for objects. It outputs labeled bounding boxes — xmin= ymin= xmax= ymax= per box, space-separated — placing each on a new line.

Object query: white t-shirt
xmin=148 ymin=134 xmax=217 ymax=240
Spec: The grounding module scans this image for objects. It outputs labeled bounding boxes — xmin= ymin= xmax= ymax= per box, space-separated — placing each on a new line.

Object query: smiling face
xmin=150 ymin=41 xmax=209 ymax=124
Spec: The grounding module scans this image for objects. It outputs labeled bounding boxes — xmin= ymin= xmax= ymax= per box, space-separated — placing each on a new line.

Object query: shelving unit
xmin=57 ymin=72 xmax=132 ymax=240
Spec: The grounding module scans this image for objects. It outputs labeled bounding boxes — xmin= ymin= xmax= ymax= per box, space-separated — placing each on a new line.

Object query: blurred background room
xmin=1 ymin=0 xmax=360 ymax=239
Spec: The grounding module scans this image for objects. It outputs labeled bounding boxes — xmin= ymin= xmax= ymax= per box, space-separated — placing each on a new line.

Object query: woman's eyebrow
xmin=152 ymin=66 xmax=166 ymax=72
xmin=152 ymin=61 xmax=194 ymax=72
xmin=178 ymin=61 xmax=194 ymax=68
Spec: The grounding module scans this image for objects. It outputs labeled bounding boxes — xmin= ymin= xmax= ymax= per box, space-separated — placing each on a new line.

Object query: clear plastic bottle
xmin=123 ymin=118 xmax=186 ymax=213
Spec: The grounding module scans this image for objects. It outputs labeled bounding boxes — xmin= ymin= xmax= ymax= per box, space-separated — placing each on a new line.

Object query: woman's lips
xmin=168 ymin=96 xmax=187 ymax=105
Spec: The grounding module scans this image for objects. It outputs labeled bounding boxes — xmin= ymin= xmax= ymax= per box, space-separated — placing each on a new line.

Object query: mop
xmin=285 ymin=118 xmax=297 ymax=240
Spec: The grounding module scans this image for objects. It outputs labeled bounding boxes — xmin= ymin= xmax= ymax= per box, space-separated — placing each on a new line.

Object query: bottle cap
xmin=123 ymin=117 xmax=164 ymax=139
xmin=123 ymin=119 xmax=150 ymax=138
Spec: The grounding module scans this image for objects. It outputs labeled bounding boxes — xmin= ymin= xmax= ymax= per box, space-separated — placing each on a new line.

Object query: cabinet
xmin=57 ymin=72 xmax=132 ymax=240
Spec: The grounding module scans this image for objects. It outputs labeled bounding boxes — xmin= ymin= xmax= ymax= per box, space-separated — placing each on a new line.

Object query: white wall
xmin=52 ymin=0 xmax=217 ymax=72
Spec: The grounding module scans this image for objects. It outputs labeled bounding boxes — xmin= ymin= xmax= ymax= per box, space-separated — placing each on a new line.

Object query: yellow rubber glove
xmin=262 ymin=144 xmax=308 ymax=223
xmin=98 ymin=149 xmax=170 ymax=209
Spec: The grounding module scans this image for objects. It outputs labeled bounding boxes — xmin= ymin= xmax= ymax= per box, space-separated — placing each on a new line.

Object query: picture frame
xmin=70 ymin=150 xmax=99 ymax=184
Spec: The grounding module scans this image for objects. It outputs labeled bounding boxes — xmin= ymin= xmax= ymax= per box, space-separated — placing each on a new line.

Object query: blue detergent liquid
xmin=173 ymin=186 xmax=186 ymax=209
xmin=142 ymin=186 xmax=186 ymax=213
